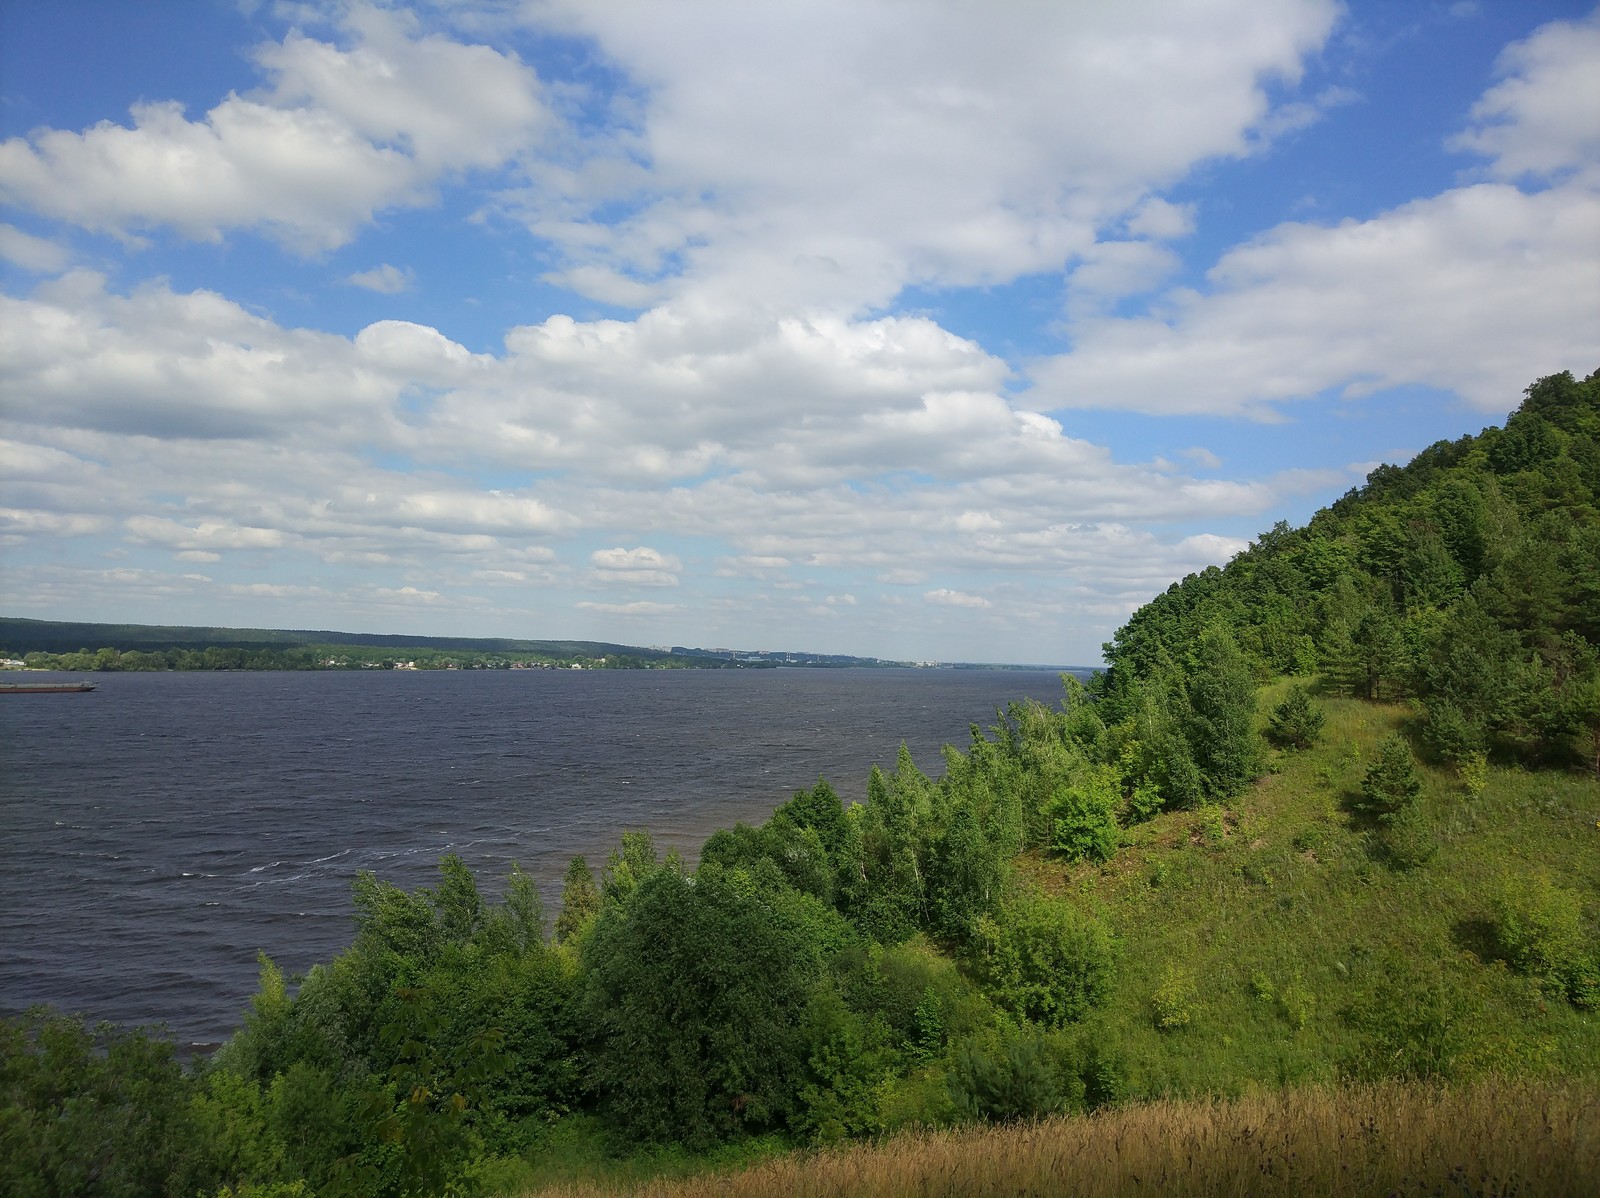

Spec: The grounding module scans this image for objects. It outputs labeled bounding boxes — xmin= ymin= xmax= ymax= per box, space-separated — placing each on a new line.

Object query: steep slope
xmin=1097 ymin=369 xmax=1600 ymax=777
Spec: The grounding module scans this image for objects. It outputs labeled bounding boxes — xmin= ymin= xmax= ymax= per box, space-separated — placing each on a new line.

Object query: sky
xmin=1 ymin=1 xmax=1597 ymax=666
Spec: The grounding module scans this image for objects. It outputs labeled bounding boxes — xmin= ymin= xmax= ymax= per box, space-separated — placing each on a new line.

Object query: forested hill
xmin=1095 ymin=369 xmax=1600 ymax=779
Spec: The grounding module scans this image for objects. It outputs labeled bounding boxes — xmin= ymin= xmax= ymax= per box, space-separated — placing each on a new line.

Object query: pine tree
xmin=1266 ymin=684 xmax=1325 ymax=750
xmin=1184 ymin=625 xmax=1260 ymax=800
xmin=1359 ymin=735 xmax=1424 ymax=821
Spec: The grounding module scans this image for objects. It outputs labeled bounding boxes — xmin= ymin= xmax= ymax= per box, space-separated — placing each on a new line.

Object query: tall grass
xmin=523 ymin=1077 xmax=1597 ymax=1197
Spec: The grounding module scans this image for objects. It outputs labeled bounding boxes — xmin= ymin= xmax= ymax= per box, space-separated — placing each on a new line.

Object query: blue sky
xmin=1 ymin=0 xmax=1596 ymax=665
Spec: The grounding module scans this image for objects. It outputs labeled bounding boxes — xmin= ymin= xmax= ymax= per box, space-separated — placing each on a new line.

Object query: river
xmin=0 ymin=665 xmax=1073 ymax=1045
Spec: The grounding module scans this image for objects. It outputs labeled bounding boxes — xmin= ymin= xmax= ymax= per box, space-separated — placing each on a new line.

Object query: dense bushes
xmin=580 ymin=865 xmax=832 ymax=1147
xmin=977 ymin=897 xmax=1117 ymax=1028
xmin=0 ymin=1009 xmax=196 ymax=1198
xmin=182 ymin=856 xmax=580 ymax=1196
xmin=947 ymin=1027 xmax=1083 ymax=1123
xmin=1492 ymin=874 xmax=1599 ymax=1009
xmin=1045 ymin=764 xmax=1120 ymax=862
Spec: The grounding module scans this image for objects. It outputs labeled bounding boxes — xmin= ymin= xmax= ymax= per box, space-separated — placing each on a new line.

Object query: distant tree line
xmin=0 ymin=619 xmax=918 ymax=671
xmin=7 ymin=645 xmax=693 ymax=672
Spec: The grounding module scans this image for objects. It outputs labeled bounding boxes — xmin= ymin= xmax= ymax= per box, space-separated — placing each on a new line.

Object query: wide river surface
xmin=0 ymin=666 xmax=1072 ymax=1046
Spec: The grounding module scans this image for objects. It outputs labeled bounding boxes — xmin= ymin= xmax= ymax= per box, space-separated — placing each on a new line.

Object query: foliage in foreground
xmin=0 ymin=1009 xmax=195 ymax=1198
xmin=10 ymin=685 xmax=1595 ymax=1196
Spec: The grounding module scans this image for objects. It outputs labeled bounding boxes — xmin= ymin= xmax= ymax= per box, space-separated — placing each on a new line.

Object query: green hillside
xmin=1098 ymin=368 xmax=1600 ymax=777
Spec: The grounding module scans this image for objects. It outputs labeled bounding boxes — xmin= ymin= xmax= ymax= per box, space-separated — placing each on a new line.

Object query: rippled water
xmin=0 ymin=666 xmax=1070 ymax=1045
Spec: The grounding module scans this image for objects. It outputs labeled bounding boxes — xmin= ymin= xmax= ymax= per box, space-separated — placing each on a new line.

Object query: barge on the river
xmin=0 ymin=681 xmax=97 ymax=693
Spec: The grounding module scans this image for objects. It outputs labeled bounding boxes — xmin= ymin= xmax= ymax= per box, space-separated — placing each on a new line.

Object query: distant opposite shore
xmin=0 ymin=616 xmax=1086 ymax=675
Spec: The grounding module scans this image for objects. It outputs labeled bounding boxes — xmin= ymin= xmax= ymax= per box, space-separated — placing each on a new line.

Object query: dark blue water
xmin=0 ymin=667 xmax=1070 ymax=1046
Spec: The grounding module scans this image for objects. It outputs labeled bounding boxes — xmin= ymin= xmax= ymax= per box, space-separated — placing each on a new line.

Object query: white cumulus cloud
xmin=0 ymin=224 xmax=70 ymax=273
xmin=1029 ymin=12 xmax=1600 ymax=418
xmin=1449 ymin=10 xmax=1600 ymax=183
xmin=925 ymin=588 xmax=992 ymax=609
xmin=588 ymin=545 xmax=683 ymax=588
xmin=0 ymin=6 xmax=546 ymax=252
xmin=346 ymin=264 xmax=414 ymax=293
xmin=511 ymin=0 xmax=1340 ymax=313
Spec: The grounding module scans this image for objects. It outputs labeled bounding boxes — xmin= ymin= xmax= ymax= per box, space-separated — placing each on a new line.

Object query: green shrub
xmin=1377 ymin=804 xmax=1437 ymax=870
xmin=1457 ymin=751 xmax=1490 ymax=798
xmin=1150 ymin=966 xmax=1197 ymax=1032
xmin=1358 ymin=735 xmax=1423 ymax=822
xmin=792 ymin=986 xmax=891 ymax=1145
xmin=581 ymin=866 xmax=828 ymax=1147
xmin=876 ymin=1068 xmax=956 ymax=1132
xmin=1341 ymin=967 xmax=1475 ymax=1082
xmin=1491 ymin=872 xmax=1597 ymax=1007
xmin=1184 ymin=625 xmax=1261 ymax=800
xmin=1077 ymin=1030 xmax=1126 ymax=1109
xmin=554 ymin=855 xmax=601 ymax=944
xmin=978 ymin=897 xmax=1117 ymax=1028
xmin=833 ymin=936 xmax=989 ymax=1050
xmin=947 ymin=1028 xmax=1081 ymax=1123
xmin=1046 ymin=765 xmax=1121 ymax=863
xmin=0 ymin=1008 xmax=197 ymax=1198
xmin=1291 ymin=822 xmax=1328 ymax=855
xmin=1423 ymin=698 xmax=1486 ymax=766
xmin=1279 ymin=976 xmax=1315 ymax=1032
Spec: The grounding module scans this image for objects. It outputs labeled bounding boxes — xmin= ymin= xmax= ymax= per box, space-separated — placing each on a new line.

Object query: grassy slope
xmin=509 ymin=682 xmax=1598 ymax=1196
xmin=1049 ymin=681 xmax=1599 ymax=1097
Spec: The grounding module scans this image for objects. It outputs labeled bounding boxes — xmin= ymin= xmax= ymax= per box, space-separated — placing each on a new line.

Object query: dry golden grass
xmin=523 ymin=1077 xmax=1598 ymax=1198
